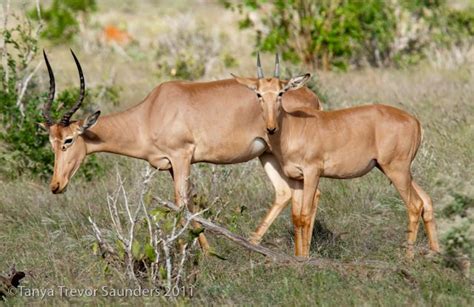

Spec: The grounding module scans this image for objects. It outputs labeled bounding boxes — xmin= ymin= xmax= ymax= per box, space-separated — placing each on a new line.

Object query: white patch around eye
xmin=64 ymin=138 xmax=74 ymax=144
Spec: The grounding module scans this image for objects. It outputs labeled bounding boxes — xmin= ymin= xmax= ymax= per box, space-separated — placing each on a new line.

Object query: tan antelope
xmin=232 ymin=70 xmax=440 ymax=258
xmin=40 ymin=50 xmax=322 ymax=253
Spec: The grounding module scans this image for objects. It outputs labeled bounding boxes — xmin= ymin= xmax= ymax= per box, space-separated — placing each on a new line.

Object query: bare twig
xmin=139 ymin=166 xmax=156 ymax=247
xmin=1 ymin=0 xmax=10 ymax=91
xmin=106 ymin=190 xmax=125 ymax=243
xmin=157 ymin=227 xmax=172 ymax=288
xmin=175 ymin=243 xmax=188 ymax=287
xmin=88 ymin=216 xmax=118 ymax=263
xmin=35 ymin=0 xmax=41 ymax=20
xmin=167 ymin=208 xmax=208 ymax=243
xmin=116 ymin=172 xmax=133 ymax=225
xmin=16 ymin=61 xmax=42 ymax=116
xmin=151 ymin=231 xmax=161 ymax=283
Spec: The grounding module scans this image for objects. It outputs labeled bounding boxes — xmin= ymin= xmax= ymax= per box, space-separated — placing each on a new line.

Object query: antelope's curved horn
xmin=60 ymin=49 xmax=85 ymax=126
xmin=274 ymin=53 xmax=280 ymax=78
xmin=257 ymin=52 xmax=264 ymax=79
xmin=42 ymin=50 xmax=55 ymax=126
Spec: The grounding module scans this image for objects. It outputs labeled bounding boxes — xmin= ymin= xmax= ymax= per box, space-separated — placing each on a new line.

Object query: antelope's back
xmin=145 ymin=79 xmax=321 ymax=163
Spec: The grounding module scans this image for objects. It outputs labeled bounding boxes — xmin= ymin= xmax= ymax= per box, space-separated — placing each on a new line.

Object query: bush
xmin=443 ymin=193 xmax=473 ymax=218
xmin=443 ymin=223 xmax=472 ymax=277
xmin=88 ymin=168 xmax=201 ymax=292
xmin=222 ymin=0 xmax=474 ymax=70
xmin=29 ymin=0 xmax=97 ymax=43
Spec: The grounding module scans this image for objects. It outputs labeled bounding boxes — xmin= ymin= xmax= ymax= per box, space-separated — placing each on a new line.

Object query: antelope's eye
xmin=64 ymin=138 xmax=73 ymax=145
xmin=278 ymin=92 xmax=284 ymax=97
xmin=256 ymin=93 xmax=262 ymax=98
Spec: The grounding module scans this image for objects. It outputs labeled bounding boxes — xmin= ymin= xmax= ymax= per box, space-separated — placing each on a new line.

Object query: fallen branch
xmin=157 ymin=198 xmax=294 ymax=262
xmin=156 ymin=198 xmax=397 ymax=271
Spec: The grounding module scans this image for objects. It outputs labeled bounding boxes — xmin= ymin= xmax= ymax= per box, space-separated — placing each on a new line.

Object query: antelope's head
xmin=232 ymin=53 xmax=311 ymax=134
xmin=41 ymin=50 xmax=101 ymax=194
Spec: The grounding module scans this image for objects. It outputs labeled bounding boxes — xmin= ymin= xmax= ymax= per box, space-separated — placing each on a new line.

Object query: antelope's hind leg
xmin=379 ymin=162 xmax=424 ymax=259
xmin=412 ymin=181 xmax=440 ymax=253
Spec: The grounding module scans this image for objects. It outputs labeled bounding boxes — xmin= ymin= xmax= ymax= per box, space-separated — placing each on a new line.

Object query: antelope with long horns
xmin=232 ymin=69 xmax=440 ymax=258
xmin=40 ymin=50 xmax=322 ymax=253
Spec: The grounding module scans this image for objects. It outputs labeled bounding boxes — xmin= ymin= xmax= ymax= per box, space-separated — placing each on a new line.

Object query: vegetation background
xmin=0 ymin=0 xmax=473 ymax=305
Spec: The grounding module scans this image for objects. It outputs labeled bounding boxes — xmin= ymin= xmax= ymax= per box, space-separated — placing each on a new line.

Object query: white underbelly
xmin=248 ymin=138 xmax=268 ymax=157
xmin=322 ymin=159 xmax=376 ymax=179
xmin=192 ymin=137 xmax=268 ymax=164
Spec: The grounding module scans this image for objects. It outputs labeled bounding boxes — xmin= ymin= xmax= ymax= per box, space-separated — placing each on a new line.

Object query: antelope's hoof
xmin=295 ymin=255 xmax=310 ymax=262
xmin=422 ymin=249 xmax=441 ymax=260
xmin=249 ymin=233 xmax=262 ymax=245
xmin=405 ymin=248 xmax=415 ymax=260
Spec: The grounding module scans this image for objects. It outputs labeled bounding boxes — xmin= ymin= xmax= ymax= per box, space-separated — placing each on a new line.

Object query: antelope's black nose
xmin=51 ymin=182 xmax=60 ymax=194
xmin=267 ymin=128 xmax=277 ymax=135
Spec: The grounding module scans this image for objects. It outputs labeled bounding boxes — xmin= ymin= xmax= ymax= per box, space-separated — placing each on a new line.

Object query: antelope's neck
xmin=83 ymin=105 xmax=147 ymax=159
xmin=275 ymin=110 xmax=318 ymax=155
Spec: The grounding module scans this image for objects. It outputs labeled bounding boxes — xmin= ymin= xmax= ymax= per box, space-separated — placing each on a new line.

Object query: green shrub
xmin=443 ymin=193 xmax=473 ymax=218
xmin=432 ymin=7 xmax=474 ymax=46
xmin=222 ymin=0 xmax=474 ymax=70
xmin=29 ymin=0 xmax=96 ymax=43
xmin=443 ymin=223 xmax=472 ymax=267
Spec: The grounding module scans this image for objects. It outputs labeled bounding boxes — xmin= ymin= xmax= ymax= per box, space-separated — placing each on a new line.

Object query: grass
xmin=1 ymin=0 xmax=473 ymax=305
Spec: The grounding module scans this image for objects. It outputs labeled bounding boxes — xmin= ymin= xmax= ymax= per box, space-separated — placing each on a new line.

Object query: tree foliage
xmin=28 ymin=0 xmax=96 ymax=43
xmin=222 ymin=0 xmax=474 ymax=70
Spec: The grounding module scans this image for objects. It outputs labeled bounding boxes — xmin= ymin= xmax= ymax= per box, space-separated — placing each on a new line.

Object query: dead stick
xmin=158 ymin=198 xmax=294 ymax=262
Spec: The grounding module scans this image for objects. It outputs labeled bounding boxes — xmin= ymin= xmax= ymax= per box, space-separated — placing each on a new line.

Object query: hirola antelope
xmin=40 ymin=50 xmax=322 ymax=253
xmin=233 ymin=69 xmax=440 ymax=258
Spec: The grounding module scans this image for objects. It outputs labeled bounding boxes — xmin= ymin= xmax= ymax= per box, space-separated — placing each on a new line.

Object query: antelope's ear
xmin=231 ymin=73 xmax=258 ymax=91
xmin=37 ymin=122 xmax=50 ymax=132
xmin=79 ymin=110 xmax=101 ymax=134
xmin=282 ymin=73 xmax=311 ymax=92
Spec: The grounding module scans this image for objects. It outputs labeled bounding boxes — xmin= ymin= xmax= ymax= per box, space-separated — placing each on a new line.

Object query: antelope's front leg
xmin=301 ymin=169 xmax=321 ymax=258
xmin=171 ymin=155 xmax=210 ymax=253
xmin=251 ymin=154 xmax=292 ymax=244
xmin=290 ymin=181 xmax=304 ymax=256
xmin=305 ymin=188 xmax=321 ymax=255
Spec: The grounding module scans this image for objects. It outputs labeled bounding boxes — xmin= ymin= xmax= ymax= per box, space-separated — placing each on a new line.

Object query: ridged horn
xmin=42 ymin=50 xmax=55 ymax=126
xmin=274 ymin=53 xmax=280 ymax=78
xmin=60 ymin=49 xmax=85 ymax=126
xmin=257 ymin=52 xmax=264 ymax=79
